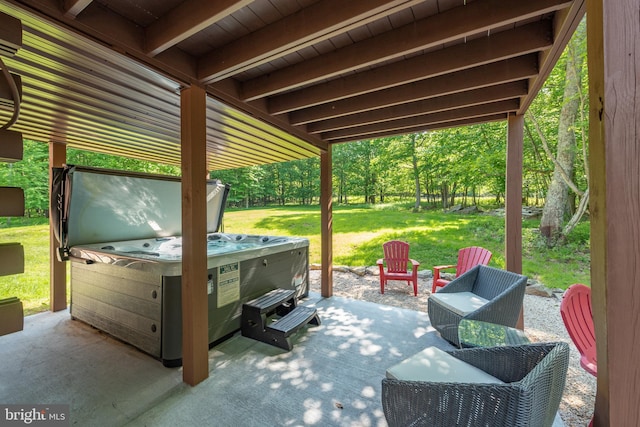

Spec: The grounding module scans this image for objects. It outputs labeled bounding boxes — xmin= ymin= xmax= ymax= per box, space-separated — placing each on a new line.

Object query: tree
xmin=410 ymin=133 xmax=421 ymax=210
xmin=530 ymin=19 xmax=588 ymax=245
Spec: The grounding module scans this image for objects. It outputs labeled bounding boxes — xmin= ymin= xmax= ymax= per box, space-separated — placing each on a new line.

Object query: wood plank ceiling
xmin=0 ymin=0 xmax=584 ymax=169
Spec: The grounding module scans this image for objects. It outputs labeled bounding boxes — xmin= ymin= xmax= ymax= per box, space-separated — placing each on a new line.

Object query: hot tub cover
xmin=51 ymin=165 xmax=229 ymax=261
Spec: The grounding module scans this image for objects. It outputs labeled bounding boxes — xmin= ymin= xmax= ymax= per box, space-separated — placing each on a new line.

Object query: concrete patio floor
xmin=0 ymin=293 xmax=563 ymax=426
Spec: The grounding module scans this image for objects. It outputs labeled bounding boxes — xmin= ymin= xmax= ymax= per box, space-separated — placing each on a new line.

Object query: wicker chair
xmin=427 ymin=265 xmax=527 ymax=347
xmin=382 ymin=342 xmax=570 ymax=427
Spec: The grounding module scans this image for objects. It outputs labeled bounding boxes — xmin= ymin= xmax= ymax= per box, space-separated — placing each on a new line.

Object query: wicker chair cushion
xmin=385 ymin=346 xmax=503 ymax=384
xmin=429 ymin=291 xmax=489 ymax=316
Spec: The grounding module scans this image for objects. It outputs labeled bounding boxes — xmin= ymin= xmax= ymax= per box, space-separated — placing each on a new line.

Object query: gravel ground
xmin=308 ymin=268 xmax=595 ymax=427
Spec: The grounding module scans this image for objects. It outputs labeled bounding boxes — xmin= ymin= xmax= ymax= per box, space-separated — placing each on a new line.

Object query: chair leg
xmin=380 ymin=279 xmax=385 ymax=294
xmin=412 ymin=280 xmax=418 ymax=296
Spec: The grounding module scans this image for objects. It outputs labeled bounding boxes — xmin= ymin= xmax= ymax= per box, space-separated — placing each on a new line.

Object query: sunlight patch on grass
xmin=334 ymin=232 xmax=380 ymax=248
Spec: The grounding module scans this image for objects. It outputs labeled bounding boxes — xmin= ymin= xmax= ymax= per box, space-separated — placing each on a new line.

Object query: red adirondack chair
xmin=431 ymin=246 xmax=492 ymax=293
xmin=377 ymin=240 xmax=420 ymax=296
xmin=561 ymin=284 xmax=597 ymax=377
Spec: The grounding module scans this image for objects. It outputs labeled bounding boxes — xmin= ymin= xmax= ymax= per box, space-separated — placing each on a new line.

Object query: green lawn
xmin=224 ymin=203 xmax=590 ymax=288
xmin=0 ymin=219 xmax=69 ymax=315
xmin=1 ymin=204 xmax=590 ymax=315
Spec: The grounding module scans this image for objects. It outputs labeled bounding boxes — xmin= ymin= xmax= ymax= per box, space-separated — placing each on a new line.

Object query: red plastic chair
xmin=431 ymin=246 xmax=492 ymax=293
xmin=377 ymin=240 xmax=420 ymax=296
xmin=560 ymin=284 xmax=597 ymax=377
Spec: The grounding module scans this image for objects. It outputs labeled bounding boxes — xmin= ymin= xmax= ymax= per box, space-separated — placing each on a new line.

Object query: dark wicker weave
xmin=427 ymin=265 xmax=527 ymax=347
xmin=382 ymin=342 xmax=570 ymax=427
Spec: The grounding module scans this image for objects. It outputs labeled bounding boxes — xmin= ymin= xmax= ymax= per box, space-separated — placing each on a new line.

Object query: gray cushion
xmin=429 ymin=291 xmax=489 ymax=316
xmin=385 ymin=346 xmax=504 ymax=384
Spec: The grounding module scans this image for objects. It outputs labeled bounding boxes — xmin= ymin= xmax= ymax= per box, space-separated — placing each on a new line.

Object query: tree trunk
xmin=540 ymin=31 xmax=584 ymax=245
xmin=441 ymin=183 xmax=449 ymax=209
xmin=449 ymin=182 xmax=457 ymax=207
xmin=411 ymin=134 xmax=421 ymax=210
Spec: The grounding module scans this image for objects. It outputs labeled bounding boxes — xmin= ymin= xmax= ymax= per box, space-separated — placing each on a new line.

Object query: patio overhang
xmin=0 ymin=1 xmax=637 ymax=425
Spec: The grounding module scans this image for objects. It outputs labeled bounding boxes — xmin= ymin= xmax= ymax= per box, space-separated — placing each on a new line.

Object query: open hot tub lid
xmin=51 ymin=165 xmax=229 ymax=261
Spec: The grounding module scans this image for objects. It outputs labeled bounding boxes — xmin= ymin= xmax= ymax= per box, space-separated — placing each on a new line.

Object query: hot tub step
xmin=241 ymin=288 xmax=320 ymax=351
xmin=265 ymin=306 xmax=320 ymax=350
xmin=244 ymin=288 xmax=296 ymax=315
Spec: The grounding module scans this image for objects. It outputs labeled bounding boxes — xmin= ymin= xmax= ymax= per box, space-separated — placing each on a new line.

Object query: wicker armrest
xmin=436 ymin=266 xmax=479 ymax=293
xmin=382 ymin=343 xmax=570 ymax=427
xmin=447 ymin=343 xmax=560 ymax=382
xmin=466 ymin=276 xmax=527 ymax=328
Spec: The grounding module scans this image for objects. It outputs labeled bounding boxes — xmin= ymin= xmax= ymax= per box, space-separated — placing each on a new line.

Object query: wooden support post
xmin=49 ymin=141 xmax=67 ymax=312
xmin=587 ymin=0 xmax=640 ymax=424
xmin=320 ymin=146 xmax=333 ymax=297
xmin=180 ymin=85 xmax=209 ymax=386
xmin=506 ymin=113 xmax=524 ymax=329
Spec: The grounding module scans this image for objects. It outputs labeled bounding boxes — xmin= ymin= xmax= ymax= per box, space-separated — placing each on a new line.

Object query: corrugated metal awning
xmin=0 ymin=2 xmax=320 ymax=169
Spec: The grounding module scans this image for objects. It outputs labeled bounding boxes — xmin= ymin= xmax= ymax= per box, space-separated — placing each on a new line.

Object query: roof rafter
xmin=145 ymin=0 xmax=253 ymax=57
xmin=241 ymin=0 xmax=570 ymax=101
xmin=307 ymin=81 xmax=528 ymax=134
xmin=63 ymin=0 xmax=92 ymax=18
xmin=289 ymin=55 xmax=538 ymax=126
xmin=322 ymin=99 xmax=520 ymax=141
xmin=197 ymin=0 xmax=425 ymax=83
xmin=269 ymin=20 xmax=552 ymax=115
xmin=327 ymin=114 xmax=508 ymax=144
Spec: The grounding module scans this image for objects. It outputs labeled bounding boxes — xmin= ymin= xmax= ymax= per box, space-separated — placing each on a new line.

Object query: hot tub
xmin=52 ymin=166 xmax=310 ymax=366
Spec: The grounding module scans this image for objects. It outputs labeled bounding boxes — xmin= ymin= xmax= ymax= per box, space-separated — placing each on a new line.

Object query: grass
xmin=223 ymin=203 xmax=591 ymax=288
xmin=0 ymin=219 xmax=69 ymax=315
xmin=1 ymin=204 xmax=591 ymax=315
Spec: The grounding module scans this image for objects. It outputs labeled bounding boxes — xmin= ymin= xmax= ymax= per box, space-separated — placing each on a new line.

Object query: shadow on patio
xmin=0 ymin=293 xmax=453 ymax=426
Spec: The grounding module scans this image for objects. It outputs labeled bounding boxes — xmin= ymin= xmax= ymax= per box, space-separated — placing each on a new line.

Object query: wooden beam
xmin=327 ymin=114 xmax=507 ymax=144
xmin=269 ymin=21 xmax=552 ymax=114
xmin=506 ymin=113 xmax=524 ymax=330
xmin=588 ymin=0 xmax=640 ymax=424
xmin=289 ymin=55 xmax=538 ymax=125
xmin=180 ymin=85 xmax=209 ymax=386
xmin=63 ymin=0 xmax=92 ymax=18
xmin=307 ymin=82 xmax=527 ymax=134
xmin=322 ymin=99 xmax=519 ymax=141
xmin=146 ymin=0 xmax=252 ymax=57
xmin=587 ymin=1 xmax=608 ymax=422
xmin=320 ymin=145 xmax=333 ymax=298
xmin=48 ymin=141 xmax=66 ymax=312
xmin=241 ymin=0 xmax=567 ymax=100
xmin=505 ymin=113 xmax=524 ymax=275
xmin=198 ymin=0 xmax=424 ymax=83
